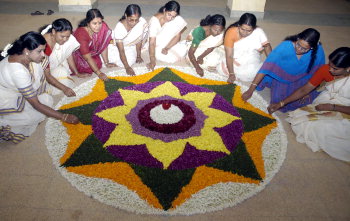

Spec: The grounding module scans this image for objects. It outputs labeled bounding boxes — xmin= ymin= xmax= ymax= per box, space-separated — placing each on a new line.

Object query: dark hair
xmin=120 ymin=4 xmax=142 ymax=21
xmin=39 ymin=18 xmax=73 ymax=34
xmin=329 ymin=47 xmax=350 ymax=68
xmin=79 ymin=8 xmax=104 ymax=27
xmin=285 ymin=28 xmax=321 ymax=72
xmin=158 ymin=1 xmax=180 ymax=15
xmin=225 ymin=13 xmax=257 ymax=37
xmin=0 ymin=31 xmax=46 ymax=60
xmin=199 ymin=14 xmax=226 ymax=28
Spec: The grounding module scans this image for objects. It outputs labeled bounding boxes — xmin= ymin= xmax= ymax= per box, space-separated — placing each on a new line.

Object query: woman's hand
xmin=61 ymin=113 xmax=79 ymax=124
xmin=105 ymin=62 xmax=117 ymax=68
xmin=227 ymin=74 xmax=236 ymax=83
xmin=161 ymin=48 xmax=169 ymax=55
xmin=98 ymin=72 xmax=109 ymax=81
xmin=195 ymin=66 xmax=204 ymax=77
xmin=147 ymin=60 xmax=156 ymax=71
xmin=63 ymin=87 xmax=76 ymax=97
xmin=197 ymin=56 xmax=204 ymax=65
xmin=267 ymin=103 xmax=282 ymax=114
xmin=315 ymin=103 xmax=334 ymax=111
xmin=125 ymin=66 xmax=136 ymax=76
xmin=136 ymin=56 xmax=143 ymax=63
xmin=242 ymin=89 xmax=254 ymax=102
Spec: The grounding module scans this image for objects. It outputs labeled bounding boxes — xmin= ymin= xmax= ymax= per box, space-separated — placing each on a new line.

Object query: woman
xmin=186 ymin=14 xmax=226 ymax=77
xmin=0 ymin=32 xmax=79 ymax=144
xmin=73 ymin=9 xmax=116 ymax=81
xmin=217 ymin=13 xmax=272 ymax=83
xmin=41 ymin=18 xmax=85 ymax=95
xmin=108 ymin=4 xmax=148 ymax=76
xmin=242 ymin=28 xmax=325 ymax=112
xmin=272 ymin=47 xmax=350 ymax=162
xmin=147 ymin=0 xmax=187 ymax=71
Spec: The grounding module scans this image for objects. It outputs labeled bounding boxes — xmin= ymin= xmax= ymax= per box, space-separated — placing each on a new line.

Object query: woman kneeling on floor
xmin=268 ymin=47 xmax=350 ymax=162
xmin=108 ymin=4 xmax=148 ymax=76
xmin=147 ymin=1 xmax=187 ymax=71
xmin=40 ymin=18 xmax=86 ymax=95
xmin=186 ymin=14 xmax=226 ymax=77
xmin=0 ymin=32 xmax=79 ymax=144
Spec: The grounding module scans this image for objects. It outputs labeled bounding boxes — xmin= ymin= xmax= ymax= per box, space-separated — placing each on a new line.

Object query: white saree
xmin=186 ymin=29 xmax=224 ymax=70
xmin=148 ymin=15 xmax=187 ymax=63
xmin=48 ymin=35 xmax=80 ymax=95
xmin=217 ymin=27 xmax=269 ymax=82
xmin=108 ymin=17 xmax=148 ymax=67
xmin=286 ymin=76 xmax=350 ymax=162
xmin=0 ymin=57 xmax=53 ymax=143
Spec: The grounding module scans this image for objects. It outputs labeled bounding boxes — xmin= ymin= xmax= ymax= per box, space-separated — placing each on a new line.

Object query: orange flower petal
xmin=61 ymin=79 xmax=108 ymax=110
xmin=170 ymin=68 xmax=229 ymax=85
xmin=110 ymin=68 xmax=164 ymax=84
xmin=66 ymin=162 xmax=163 ymax=209
xmin=233 ymin=86 xmax=274 ymax=119
xmin=242 ymin=122 xmax=277 ymax=179
xmin=60 ymin=123 xmax=92 ymax=165
xmin=171 ymin=166 xmax=260 ymax=209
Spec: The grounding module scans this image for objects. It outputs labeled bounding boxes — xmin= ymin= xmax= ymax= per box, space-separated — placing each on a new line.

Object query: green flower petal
xmin=206 ymin=141 xmax=262 ymax=180
xmin=201 ymin=84 xmax=236 ymax=103
xmin=236 ymin=108 xmax=275 ymax=132
xmin=131 ymin=164 xmax=195 ymax=210
xmin=105 ymin=79 xmax=134 ymax=95
xmin=59 ymin=101 xmax=101 ymax=125
xmin=148 ymin=68 xmax=187 ymax=83
xmin=62 ymin=134 xmax=121 ymax=167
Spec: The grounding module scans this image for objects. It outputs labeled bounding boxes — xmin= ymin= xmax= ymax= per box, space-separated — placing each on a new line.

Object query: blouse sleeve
xmin=224 ymin=27 xmax=239 ymax=48
xmin=256 ymin=28 xmax=268 ymax=46
xmin=74 ymin=27 xmax=91 ymax=55
xmin=113 ymin=22 xmax=127 ymax=40
xmin=191 ymin=27 xmax=206 ymax=47
xmin=309 ymin=64 xmax=331 ymax=87
xmin=149 ymin=17 xmax=160 ymax=38
xmin=13 ymin=68 xmax=36 ymax=99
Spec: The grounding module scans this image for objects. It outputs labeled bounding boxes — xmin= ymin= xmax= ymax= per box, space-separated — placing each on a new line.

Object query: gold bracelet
xmin=280 ymin=101 xmax=285 ymax=107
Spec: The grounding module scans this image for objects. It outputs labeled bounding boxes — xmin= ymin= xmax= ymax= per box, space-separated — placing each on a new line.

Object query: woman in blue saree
xmin=242 ymin=28 xmax=325 ymax=112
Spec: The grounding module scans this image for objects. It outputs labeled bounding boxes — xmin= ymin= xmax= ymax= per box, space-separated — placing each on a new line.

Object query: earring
xmin=25 ymin=52 xmax=29 ymax=55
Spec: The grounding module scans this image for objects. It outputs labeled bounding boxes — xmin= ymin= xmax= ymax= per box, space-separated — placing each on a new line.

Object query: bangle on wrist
xmin=251 ymin=83 xmax=258 ymax=86
xmin=61 ymin=114 xmax=68 ymax=122
xmin=280 ymin=101 xmax=285 ymax=107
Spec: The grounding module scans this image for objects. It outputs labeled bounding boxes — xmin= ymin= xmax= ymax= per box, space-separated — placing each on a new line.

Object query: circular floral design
xmin=92 ymin=81 xmax=243 ymax=170
xmin=138 ymin=99 xmax=196 ymax=134
xmin=45 ymin=67 xmax=287 ymax=215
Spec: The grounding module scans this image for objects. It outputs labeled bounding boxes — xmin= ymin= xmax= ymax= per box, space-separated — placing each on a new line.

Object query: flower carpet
xmin=45 ymin=66 xmax=287 ymax=215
